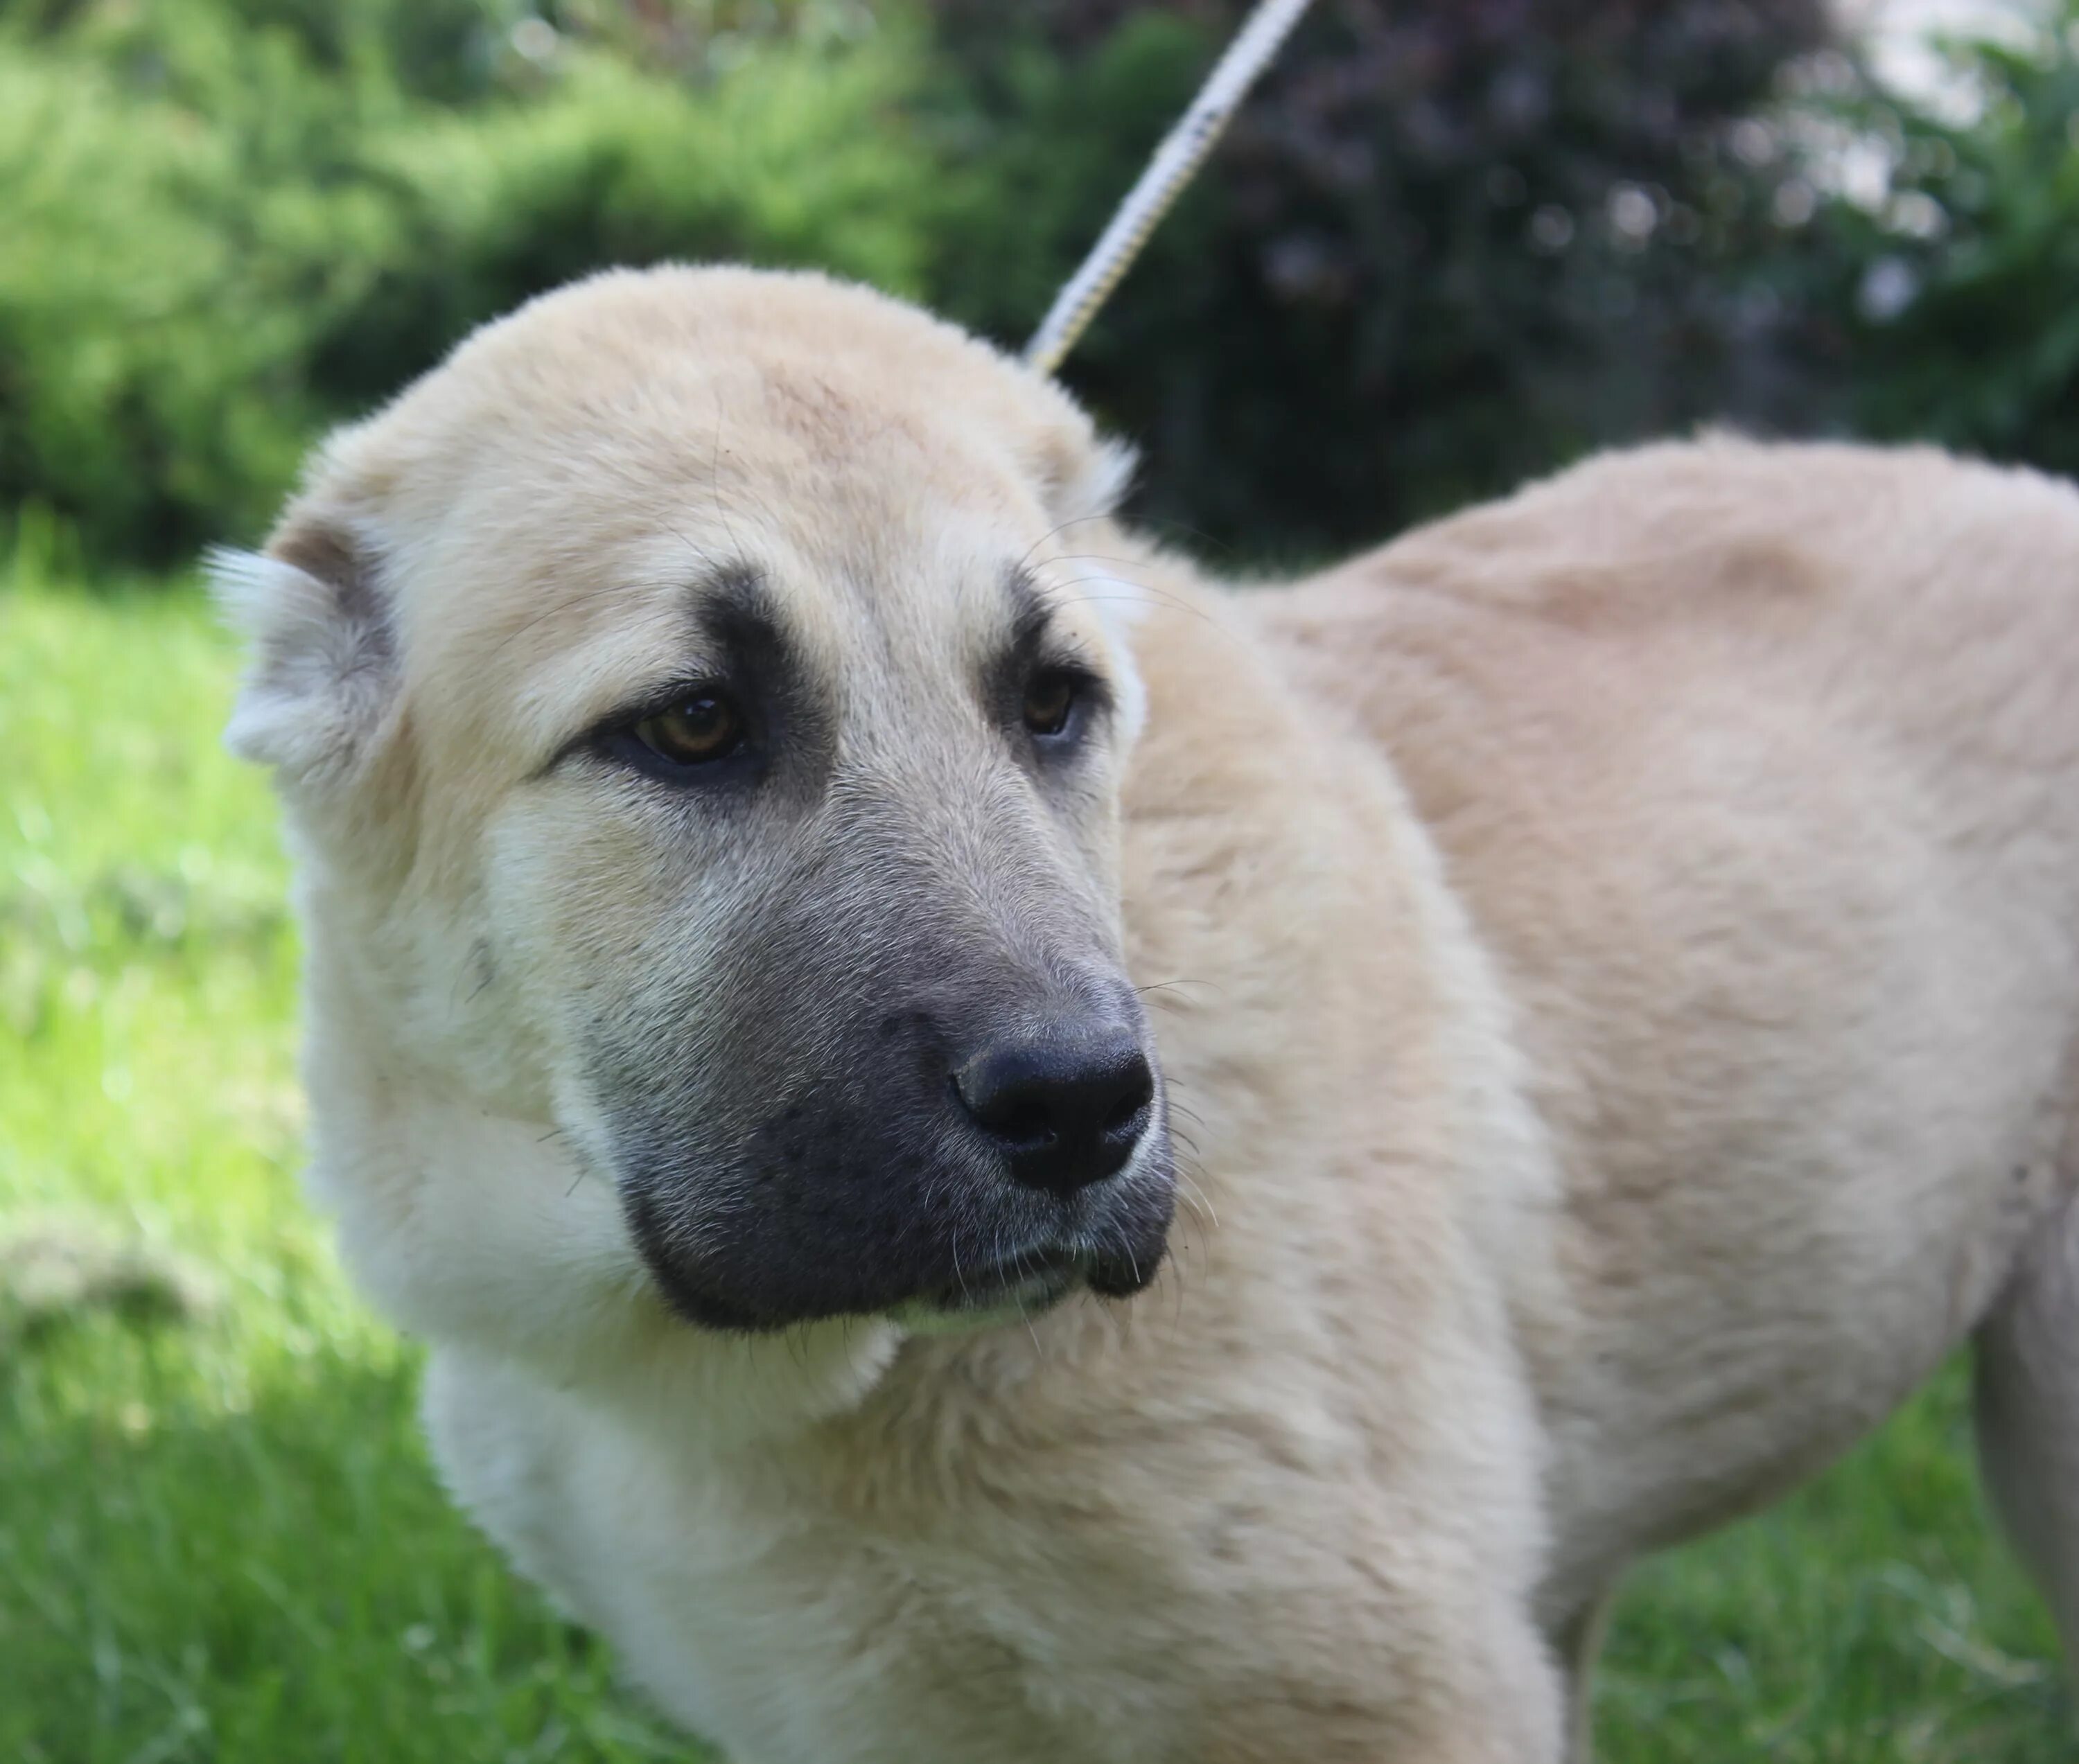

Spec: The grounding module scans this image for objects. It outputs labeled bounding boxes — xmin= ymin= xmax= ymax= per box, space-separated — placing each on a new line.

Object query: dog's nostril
xmin=985 ymin=1099 xmax=1055 ymax=1149
xmin=1103 ymin=1066 xmax=1155 ymax=1134
xmin=1102 ymin=1098 xmax=1144 ymax=1136
xmin=954 ymin=1031 xmax=1155 ymax=1196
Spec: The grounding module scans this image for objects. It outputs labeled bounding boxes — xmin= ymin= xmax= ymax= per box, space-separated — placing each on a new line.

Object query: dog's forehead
xmin=403 ymin=414 xmax=1100 ymax=772
xmin=351 ymin=270 xmax=1123 ymax=765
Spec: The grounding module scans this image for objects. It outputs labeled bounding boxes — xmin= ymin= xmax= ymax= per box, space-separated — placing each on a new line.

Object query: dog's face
xmin=217 ymin=269 xmax=1173 ymax=1341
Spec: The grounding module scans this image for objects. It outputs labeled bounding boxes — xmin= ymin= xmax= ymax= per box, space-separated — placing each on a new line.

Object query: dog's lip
xmin=894 ymin=1228 xmax=1164 ymax=1331
xmin=932 ymin=1240 xmax=1085 ymax=1312
xmin=882 ymin=1241 xmax=1086 ymax=1335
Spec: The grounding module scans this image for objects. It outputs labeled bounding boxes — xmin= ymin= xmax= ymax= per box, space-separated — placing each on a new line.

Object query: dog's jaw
xmin=299 ymin=920 xmax=909 ymax=1452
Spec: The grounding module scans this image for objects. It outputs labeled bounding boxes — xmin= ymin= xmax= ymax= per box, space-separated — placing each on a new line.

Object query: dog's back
xmin=1258 ymin=436 xmax=2079 ymax=1641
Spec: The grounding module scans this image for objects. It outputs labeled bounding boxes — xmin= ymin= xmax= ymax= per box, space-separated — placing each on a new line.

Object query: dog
xmin=213 ymin=265 xmax=2079 ymax=1762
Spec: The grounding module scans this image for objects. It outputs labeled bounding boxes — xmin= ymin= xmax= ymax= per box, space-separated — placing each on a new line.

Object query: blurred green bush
xmin=927 ymin=0 xmax=1836 ymax=554
xmin=924 ymin=0 xmax=2079 ymax=553
xmin=1820 ymin=19 xmax=2079 ymax=478
xmin=0 ymin=0 xmax=937 ymax=563
xmin=3 ymin=0 xmax=2077 ymax=567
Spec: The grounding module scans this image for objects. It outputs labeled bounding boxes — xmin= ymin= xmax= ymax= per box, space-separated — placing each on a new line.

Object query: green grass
xmin=0 ymin=566 xmax=2068 ymax=1763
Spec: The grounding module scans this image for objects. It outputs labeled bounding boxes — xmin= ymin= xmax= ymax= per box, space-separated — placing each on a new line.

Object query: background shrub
xmin=926 ymin=0 xmax=1839 ymax=555
xmin=0 ymin=0 xmax=936 ymax=563
xmin=1826 ymin=21 xmax=2079 ymax=476
xmin=4 ymin=0 xmax=2078 ymax=568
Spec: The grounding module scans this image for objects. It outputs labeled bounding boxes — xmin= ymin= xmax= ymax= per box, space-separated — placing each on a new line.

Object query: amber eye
xmin=1022 ymin=669 xmax=1080 ymax=738
xmin=633 ymin=691 xmax=744 ymax=767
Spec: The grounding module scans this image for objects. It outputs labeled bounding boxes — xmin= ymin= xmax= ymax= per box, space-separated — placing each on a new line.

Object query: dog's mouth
xmin=890 ymin=1241 xmax=1085 ymax=1333
xmin=889 ymin=1230 xmax=1162 ymax=1334
xmin=618 ymin=1102 xmax=1177 ymax=1337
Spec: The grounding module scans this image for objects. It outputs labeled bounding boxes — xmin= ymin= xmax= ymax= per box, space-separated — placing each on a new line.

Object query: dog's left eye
xmin=1023 ymin=669 xmax=1082 ymax=739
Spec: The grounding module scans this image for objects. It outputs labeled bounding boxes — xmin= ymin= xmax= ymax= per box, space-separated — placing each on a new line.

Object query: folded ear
xmin=1028 ymin=422 xmax=1140 ymax=538
xmin=207 ymin=513 xmax=397 ymax=788
xmin=1043 ymin=433 xmax=1139 ymax=531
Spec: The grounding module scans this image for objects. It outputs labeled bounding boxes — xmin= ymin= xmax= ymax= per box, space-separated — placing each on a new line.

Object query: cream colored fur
xmin=216 ymin=266 xmax=2079 ymax=1763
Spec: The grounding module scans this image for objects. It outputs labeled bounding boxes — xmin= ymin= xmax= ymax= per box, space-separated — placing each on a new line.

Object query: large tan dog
xmin=215 ymin=266 xmax=2079 ymax=1762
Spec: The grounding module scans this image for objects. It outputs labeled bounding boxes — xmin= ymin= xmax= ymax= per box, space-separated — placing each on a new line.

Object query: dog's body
xmin=218 ymin=268 xmax=2079 ymax=1763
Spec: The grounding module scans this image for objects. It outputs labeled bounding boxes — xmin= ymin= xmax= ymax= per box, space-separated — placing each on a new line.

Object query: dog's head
xmin=216 ymin=268 xmax=1173 ymax=1350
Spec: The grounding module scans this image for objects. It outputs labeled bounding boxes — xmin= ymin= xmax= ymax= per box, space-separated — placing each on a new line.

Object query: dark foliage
xmin=1830 ymin=27 xmax=2079 ymax=478
xmin=929 ymin=0 xmax=1838 ymax=556
xmin=6 ymin=0 xmax=2078 ymax=570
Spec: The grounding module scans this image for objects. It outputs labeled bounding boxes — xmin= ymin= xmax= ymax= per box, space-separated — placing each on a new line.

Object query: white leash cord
xmin=1023 ymin=0 xmax=1319 ymax=378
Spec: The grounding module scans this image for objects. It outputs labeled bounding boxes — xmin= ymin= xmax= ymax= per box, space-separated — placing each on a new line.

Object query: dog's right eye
xmin=636 ymin=692 xmax=742 ymax=766
xmin=601 ymin=687 xmax=749 ymax=777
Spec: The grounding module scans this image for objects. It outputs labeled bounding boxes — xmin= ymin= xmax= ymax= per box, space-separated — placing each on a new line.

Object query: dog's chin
xmin=889 ymin=1271 xmax=1078 ymax=1336
xmin=888 ymin=1236 xmax=1167 ymax=1336
xmin=644 ymin=1231 xmax=1168 ymax=1339
xmin=887 ymin=1243 xmax=1085 ymax=1336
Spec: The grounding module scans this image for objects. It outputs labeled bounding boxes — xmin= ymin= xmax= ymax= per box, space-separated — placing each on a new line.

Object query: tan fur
xmin=217 ymin=267 xmax=2079 ymax=1763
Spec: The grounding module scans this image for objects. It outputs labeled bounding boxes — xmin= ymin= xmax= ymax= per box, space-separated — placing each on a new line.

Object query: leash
xmin=1023 ymin=0 xmax=1319 ymax=378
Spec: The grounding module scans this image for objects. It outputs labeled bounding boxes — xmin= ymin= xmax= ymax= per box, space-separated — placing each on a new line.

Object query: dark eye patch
xmin=993 ymin=565 xmax=1113 ymax=757
xmin=596 ymin=679 xmax=757 ymax=784
xmin=542 ymin=564 xmax=832 ymax=803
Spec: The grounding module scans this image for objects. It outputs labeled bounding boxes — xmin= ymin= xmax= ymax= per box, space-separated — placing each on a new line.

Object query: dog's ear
xmin=1010 ymin=367 xmax=1140 ymax=532
xmin=1042 ymin=433 xmax=1139 ymax=531
xmin=208 ymin=511 xmax=398 ymax=788
xmin=1031 ymin=425 xmax=1140 ymax=534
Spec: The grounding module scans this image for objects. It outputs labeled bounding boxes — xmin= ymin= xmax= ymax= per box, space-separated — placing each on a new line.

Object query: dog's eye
xmin=633 ymin=691 xmax=744 ymax=768
xmin=1023 ymin=670 xmax=1081 ymax=739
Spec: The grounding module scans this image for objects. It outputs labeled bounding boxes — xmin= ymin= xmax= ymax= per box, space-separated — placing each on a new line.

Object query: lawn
xmin=1 ymin=563 xmax=2069 ymax=1763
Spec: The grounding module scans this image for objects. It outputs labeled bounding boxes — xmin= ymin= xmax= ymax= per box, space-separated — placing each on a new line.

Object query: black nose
xmin=954 ymin=1027 xmax=1155 ymax=1195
